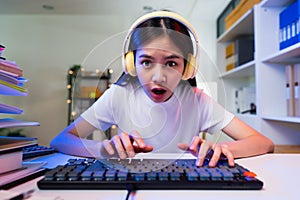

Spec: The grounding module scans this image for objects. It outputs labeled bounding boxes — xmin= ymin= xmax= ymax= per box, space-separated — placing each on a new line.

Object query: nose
xmin=152 ymin=64 xmax=166 ymax=83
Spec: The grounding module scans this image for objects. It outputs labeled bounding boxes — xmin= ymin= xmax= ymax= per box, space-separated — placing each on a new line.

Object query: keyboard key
xmin=117 ymin=171 xmax=128 ymax=181
xmin=93 ymin=171 xmax=105 ymax=181
xmin=146 ymin=172 xmax=157 ymax=181
xmin=158 ymin=172 xmax=169 ymax=181
xmin=187 ymin=171 xmax=198 ymax=181
xmin=170 ymin=172 xmax=180 ymax=181
xmin=134 ymin=173 xmax=145 ymax=181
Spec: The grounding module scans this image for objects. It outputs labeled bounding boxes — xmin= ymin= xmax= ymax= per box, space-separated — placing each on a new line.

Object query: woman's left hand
xmin=177 ymin=135 xmax=235 ymax=167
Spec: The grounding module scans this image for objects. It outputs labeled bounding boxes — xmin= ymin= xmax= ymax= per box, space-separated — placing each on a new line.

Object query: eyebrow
xmin=138 ymin=54 xmax=181 ymax=60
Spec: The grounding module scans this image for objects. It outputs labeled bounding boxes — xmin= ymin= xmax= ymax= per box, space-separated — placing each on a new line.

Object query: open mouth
xmin=151 ymin=88 xmax=166 ymax=95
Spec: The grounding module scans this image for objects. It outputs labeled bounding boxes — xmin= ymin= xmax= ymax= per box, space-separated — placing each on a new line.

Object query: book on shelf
xmin=0 ymin=118 xmax=40 ymax=128
xmin=286 ymin=65 xmax=295 ymax=116
xmin=294 ymin=63 xmax=300 ymax=117
xmin=224 ymin=36 xmax=254 ymax=71
xmin=0 ymin=136 xmax=38 ymax=174
xmin=279 ymin=0 xmax=300 ymax=50
xmin=224 ymin=0 xmax=261 ymax=30
xmin=0 ymin=103 xmax=23 ymax=114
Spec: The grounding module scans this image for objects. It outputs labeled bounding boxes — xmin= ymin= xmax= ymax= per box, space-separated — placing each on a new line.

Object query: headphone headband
xmin=123 ymin=10 xmax=200 ymax=57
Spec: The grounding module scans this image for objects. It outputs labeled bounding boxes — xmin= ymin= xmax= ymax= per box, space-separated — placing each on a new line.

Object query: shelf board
xmin=73 ymin=97 xmax=98 ymax=100
xmin=217 ymin=8 xmax=254 ymax=43
xmin=260 ymin=0 xmax=294 ymax=7
xmin=77 ymin=75 xmax=109 ymax=80
xmin=262 ymin=43 xmax=300 ymax=64
xmin=219 ymin=60 xmax=255 ymax=78
xmin=262 ymin=116 xmax=300 ymax=123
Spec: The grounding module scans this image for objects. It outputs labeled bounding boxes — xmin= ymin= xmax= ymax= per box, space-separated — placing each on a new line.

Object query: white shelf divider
xmin=220 ymin=60 xmax=255 ymax=78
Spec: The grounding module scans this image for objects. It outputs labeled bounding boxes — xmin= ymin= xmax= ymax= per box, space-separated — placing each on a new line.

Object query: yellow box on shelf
xmin=225 ymin=0 xmax=261 ymax=30
xmin=226 ymin=42 xmax=235 ymax=58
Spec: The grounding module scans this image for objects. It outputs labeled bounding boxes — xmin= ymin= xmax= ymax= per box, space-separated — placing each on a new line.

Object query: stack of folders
xmin=0 ymin=45 xmax=27 ymax=96
xmin=286 ymin=64 xmax=300 ymax=117
xmin=279 ymin=0 xmax=300 ymax=50
xmin=225 ymin=36 xmax=254 ymax=71
xmin=0 ymin=136 xmax=46 ymax=189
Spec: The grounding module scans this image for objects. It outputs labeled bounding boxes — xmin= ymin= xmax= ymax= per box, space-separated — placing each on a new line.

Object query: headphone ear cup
xmin=182 ymin=53 xmax=196 ymax=80
xmin=124 ymin=51 xmax=137 ymax=76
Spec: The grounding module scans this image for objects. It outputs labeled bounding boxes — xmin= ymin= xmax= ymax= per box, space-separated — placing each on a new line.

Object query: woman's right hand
xmin=100 ymin=130 xmax=153 ymax=159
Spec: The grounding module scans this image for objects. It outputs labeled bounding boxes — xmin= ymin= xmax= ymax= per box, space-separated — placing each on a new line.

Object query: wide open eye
xmin=165 ymin=61 xmax=177 ymax=68
xmin=141 ymin=60 xmax=152 ymax=68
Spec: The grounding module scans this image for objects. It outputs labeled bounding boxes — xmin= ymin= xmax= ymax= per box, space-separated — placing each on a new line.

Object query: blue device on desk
xmin=37 ymin=158 xmax=263 ymax=190
xmin=22 ymin=145 xmax=56 ymax=159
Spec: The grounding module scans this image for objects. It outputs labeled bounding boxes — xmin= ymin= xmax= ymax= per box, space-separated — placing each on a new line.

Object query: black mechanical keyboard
xmin=37 ymin=158 xmax=263 ymax=190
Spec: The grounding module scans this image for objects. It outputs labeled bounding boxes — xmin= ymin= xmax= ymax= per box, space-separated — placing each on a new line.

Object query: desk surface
xmin=5 ymin=153 xmax=300 ymax=200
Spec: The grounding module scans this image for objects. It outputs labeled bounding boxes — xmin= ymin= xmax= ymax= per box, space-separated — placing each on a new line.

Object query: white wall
xmin=0 ymin=11 xmax=219 ymax=146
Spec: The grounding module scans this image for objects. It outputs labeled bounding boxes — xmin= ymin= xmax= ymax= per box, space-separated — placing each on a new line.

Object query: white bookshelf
xmin=216 ymin=0 xmax=300 ymax=145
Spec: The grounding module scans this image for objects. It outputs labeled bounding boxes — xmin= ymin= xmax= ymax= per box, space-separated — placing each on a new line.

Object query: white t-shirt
xmin=81 ymin=80 xmax=234 ymax=153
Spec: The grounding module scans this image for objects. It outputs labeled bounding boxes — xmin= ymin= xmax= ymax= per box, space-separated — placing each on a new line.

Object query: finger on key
xmin=111 ymin=135 xmax=127 ymax=159
xmin=189 ymin=136 xmax=202 ymax=153
xmin=120 ymin=132 xmax=135 ymax=158
xmin=220 ymin=144 xmax=235 ymax=166
xmin=103 ymin=139 xmax=115 ymax=156
xmin=130 ymin=130 xmax=146 ymax=149
xmin=196 ymin=140 xmax=211 ymax=166
xmin=209 ymin=146 xmax=222 ymax=167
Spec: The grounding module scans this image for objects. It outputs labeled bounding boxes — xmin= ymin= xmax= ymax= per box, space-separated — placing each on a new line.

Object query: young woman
xmin=50 ymin=10 xmax=274 ymax=167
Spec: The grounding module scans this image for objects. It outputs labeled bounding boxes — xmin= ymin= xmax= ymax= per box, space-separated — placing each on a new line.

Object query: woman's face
xmin=135 ymin=36 xmax=185 ymax=103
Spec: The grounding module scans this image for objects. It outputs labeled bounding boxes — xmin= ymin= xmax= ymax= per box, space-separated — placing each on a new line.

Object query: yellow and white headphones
xmin=122 ymin=10 xmax=200 ymax=80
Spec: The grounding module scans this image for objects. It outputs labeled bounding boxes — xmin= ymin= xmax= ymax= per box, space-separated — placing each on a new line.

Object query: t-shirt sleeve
xmin=195 ymin=88 xmax=234 ymax=134
xmin=81 ymin=85 xmax=117 ymax=131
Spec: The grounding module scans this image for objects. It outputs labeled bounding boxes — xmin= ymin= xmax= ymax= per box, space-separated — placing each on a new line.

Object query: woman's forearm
xmin=224 ymin=135 xmax=274 ymax=158
xmin=50 ymin=131 xmax=102 ymax=158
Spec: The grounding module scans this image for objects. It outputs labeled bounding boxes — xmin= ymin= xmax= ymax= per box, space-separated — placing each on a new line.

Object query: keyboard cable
xmin=125 ymin=184 xmax=136 ymax=200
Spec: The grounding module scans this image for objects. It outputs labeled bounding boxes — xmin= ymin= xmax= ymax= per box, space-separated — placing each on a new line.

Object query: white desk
xmin=6 ymin=153 xmax=300 ymax=200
